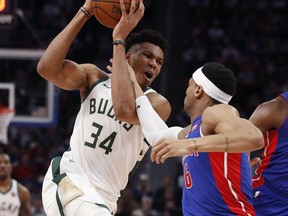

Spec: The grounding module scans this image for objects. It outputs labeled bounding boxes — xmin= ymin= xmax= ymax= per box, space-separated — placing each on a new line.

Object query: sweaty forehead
xmin=130 ymin=42 xmax=164 ymax=59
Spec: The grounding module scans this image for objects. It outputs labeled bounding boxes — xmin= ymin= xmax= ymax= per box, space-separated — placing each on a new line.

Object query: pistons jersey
xmin=0 ymin=179 xmax=21 ymax=216
xmin=252 ymin=92 xmax=288 ymax=197
xmin=182 ymin=115 xmax=255 ymax=216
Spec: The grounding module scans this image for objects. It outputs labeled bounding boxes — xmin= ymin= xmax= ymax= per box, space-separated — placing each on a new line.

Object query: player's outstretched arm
xmin=150 ymin=104 xmax=264 ymax=164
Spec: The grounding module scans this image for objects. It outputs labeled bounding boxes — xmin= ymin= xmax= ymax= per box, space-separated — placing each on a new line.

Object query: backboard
xmin=0 ymin=48 xmax=59 ymax=127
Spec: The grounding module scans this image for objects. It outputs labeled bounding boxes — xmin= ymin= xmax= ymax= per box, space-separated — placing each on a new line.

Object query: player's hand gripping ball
xmin=92 ymin=0 xmax=139 ymax=29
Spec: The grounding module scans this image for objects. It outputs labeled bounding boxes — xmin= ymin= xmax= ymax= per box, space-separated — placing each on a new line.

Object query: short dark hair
xmin=202 ymin=62 xmax=236 ymax=98
xmin=125 ymin=29 xmax=169 ymax=54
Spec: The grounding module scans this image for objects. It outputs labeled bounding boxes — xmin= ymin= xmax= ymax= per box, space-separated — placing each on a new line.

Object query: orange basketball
xmin=92 ymin=0 xmax=138 ymax=29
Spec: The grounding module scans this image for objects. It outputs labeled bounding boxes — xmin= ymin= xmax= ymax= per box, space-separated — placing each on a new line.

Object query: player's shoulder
xmin=17 ymin=181 xmax=29 ymax=193
xmin=204 ymin=104 xmax=239 ymax=117
xmin=16 ymin=181 xmax=31 ymax=201
xmin=146 ymin=91 xmax=171 ymax=121
xmin=82 ymin=63 xmax=109 ymax=80
xmin=79 ymin=63 xmax=110 ymax=97
xmin=146 ymin=90 xmax=170 ymax=106
xmin=253 ymin=96 xmax=284 ymax=117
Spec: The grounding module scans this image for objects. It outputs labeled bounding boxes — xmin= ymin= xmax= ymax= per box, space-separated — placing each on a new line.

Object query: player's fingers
xmin=150 ymin=145 xmax=162 ymax=163
xmin=150 ymin=147 xmax=156 ymax=162
xmin=160 ymin=153 xmax=168 ymax=164
xmin=133 ymin=1 xmax=145 ymax=19
xmin=155 ymin=147 xmax=169 ymax=164
xmin=129 ymin=0 xmax=136 ymax=15
xmin=119 ymin=0 xmax=127 ymax=16
xmin=150 ymin=138 xmax=166 ymax=162
xmin=106 ymin=65 xmax=112 ymax=73
xmin=250 ymin=157 xmax=261 ymax=167
xmin=152 ymin=142 xmax=168 ymax=164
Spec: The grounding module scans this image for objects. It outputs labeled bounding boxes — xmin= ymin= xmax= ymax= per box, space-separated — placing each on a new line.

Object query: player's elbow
xmin=114 ymin=106 xmax=137 ymax=123
xmin=37 ymin=58 xmax=50 ymax=78
xmin=37 ymin=55 xmax=60 ymax=79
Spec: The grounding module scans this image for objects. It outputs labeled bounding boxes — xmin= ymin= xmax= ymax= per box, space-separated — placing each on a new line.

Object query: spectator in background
xmin=0 ymin=150 xmax=32 ymax=216
xmin=132 ymin=196 xmax=160 ymax=216
xmin=132 ymin=173 xmax=153 ymax=203
xmin=153 ymin=175 xmax=175 ymax=213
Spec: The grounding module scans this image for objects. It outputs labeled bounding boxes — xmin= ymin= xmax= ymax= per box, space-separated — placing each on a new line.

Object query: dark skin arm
xmin=111 ymin=0 xmax=145 ymax=125
xmin=108 ymin=0 xmax=171 ymax=125
xmin=37 ymin=0 xmax=107 ymax=100
xmin=18 ymin=183 xmax=32 ymax=216
xmin=249 ymin=96 xmax=287 ymax=132
xmin=249 ymin=95 xmax=287 ymax=166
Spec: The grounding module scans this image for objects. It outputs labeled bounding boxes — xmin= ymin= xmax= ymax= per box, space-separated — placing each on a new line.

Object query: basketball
xmin=92 ymin=0 xmax=138 ymax=29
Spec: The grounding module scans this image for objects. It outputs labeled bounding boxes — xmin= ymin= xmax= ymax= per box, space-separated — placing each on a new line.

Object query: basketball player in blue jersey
xmin=37 ymin=0 xmax=171 ymax=215
xmin=249 ymin=92 xmax=288 ymax=215
xmin=124 ymin=62 xmax=264 ymax=215
xmin=0 ymin=152 xmax=32 ymax=216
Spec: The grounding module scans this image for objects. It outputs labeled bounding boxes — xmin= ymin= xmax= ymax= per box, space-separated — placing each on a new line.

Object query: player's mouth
xmin=144 ymin=71 xmax=153 ymax=81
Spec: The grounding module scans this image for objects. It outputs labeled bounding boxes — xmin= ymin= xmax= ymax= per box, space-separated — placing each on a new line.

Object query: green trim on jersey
xmin=128 ymin=138 xmax=151 ymax=179
xmin=50 ymin=156 xmax=65 ymax=216
xmin=82 ymin=76 xmax=110 ymax=102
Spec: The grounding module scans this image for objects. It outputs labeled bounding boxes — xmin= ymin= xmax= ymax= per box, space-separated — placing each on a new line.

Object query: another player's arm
xmin=249 ymin=96 xmax=286 ymax=133
xmin=248 ymin=96 xmax=286 ymax=166
xmin=151 ymin=105 xmax=264 ymax=164
xmin=18 ymin=183 xmax=32 ymax=216
xmin=200 ymin=105 xmax=264 ymax=152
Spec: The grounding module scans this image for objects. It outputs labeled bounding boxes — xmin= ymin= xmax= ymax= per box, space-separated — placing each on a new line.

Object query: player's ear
xmin=196 ymin=84 xmax=202 ymax=93
xmin=126 ymin=53 xmax=131 ymax=61
xmin=195 ymin=85 xmax=204 ymax=97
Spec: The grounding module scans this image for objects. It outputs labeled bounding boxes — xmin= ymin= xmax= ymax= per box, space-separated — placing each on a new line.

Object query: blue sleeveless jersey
xmin=182 ymin=116 xmax=255 ymax=216
xmin=252 ymin=92 xmax=288 ymax=212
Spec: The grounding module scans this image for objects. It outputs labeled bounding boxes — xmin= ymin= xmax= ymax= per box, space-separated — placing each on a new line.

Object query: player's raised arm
xmin=37 ymin=0 xmax=105 ymax=94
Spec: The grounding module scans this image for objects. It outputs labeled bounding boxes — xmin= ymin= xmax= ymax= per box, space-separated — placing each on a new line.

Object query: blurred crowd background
xmin=1 ymin=0 xmax=288 ymax=215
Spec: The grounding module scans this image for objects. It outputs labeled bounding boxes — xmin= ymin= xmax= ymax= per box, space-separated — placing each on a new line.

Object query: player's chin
xmin=139 ymin=79 xmax=151 ymax=89
xmin=143 ymin=76 xmax=154 ymax=86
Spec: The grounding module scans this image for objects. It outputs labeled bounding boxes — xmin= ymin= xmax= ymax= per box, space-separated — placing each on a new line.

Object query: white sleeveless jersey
xmin=60 ymin=77 xmax=153 ymax=212
xmin=0 ymin=179 xmax=21 ymax=216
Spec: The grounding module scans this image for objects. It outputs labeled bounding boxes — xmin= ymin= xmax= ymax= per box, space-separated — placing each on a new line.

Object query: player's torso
xmin=0 ymin=180 xmax=21 ymax=216
xmin=62 ymin=77 xmax=148 ymax=194
xmin=182 ymin=116 xmax=254 ymax=215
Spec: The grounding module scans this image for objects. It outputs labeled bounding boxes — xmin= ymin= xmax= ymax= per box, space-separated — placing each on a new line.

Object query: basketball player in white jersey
xmin=0 ymin=152 xmax=32 ymax=216
xmin=38 ymin=0 xmax=171 ymax=215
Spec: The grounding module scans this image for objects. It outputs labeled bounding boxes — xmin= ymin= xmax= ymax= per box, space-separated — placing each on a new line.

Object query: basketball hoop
xmin=0 ymin=107 xmax=15 ymax=144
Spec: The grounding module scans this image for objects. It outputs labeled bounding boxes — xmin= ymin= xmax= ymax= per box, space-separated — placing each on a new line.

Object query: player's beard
xmin=0 ymin=173 xmax=8 ymax=181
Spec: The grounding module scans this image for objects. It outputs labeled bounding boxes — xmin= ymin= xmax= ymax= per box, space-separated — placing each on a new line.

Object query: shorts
xmin=42 ymin=157 xmax=115 ymax=216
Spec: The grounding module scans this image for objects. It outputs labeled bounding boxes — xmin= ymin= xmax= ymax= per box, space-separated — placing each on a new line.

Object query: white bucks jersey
xmin=0 ymin=179 xmax=21 ymax=216
xmin=60 ymin=76 xmax=152 ymax=211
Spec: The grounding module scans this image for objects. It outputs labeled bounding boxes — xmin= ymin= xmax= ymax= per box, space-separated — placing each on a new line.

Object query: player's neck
xmin=0 ymin=178 xmax=12 ymax=192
